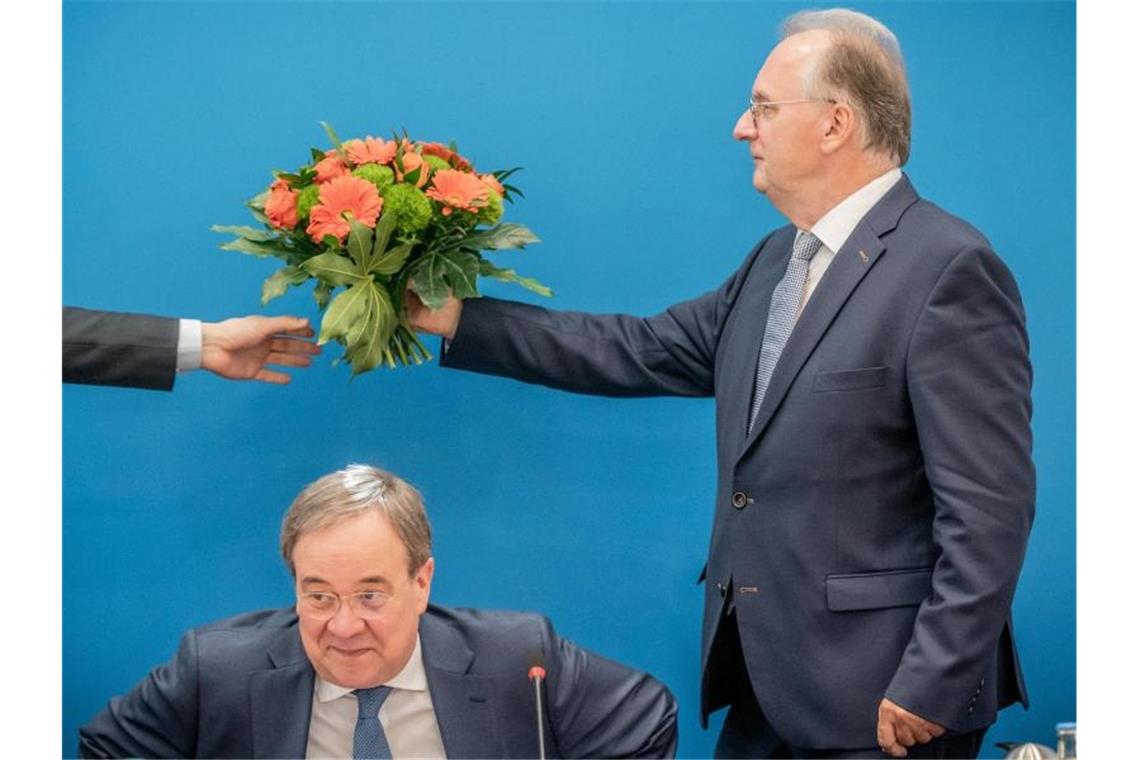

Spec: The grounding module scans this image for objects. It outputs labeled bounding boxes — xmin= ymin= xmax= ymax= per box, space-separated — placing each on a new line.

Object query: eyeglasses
xmin=748 ymin=96 xmax=837 ymax=123
xmin=297 ymin=590 xmax=391 ymax=620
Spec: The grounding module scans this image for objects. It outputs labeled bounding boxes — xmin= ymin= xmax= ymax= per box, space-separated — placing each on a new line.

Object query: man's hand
xmin=201 ymin=315 xmax=319 ymax=384
xmin=405 ymin=285 xmax=462 ymax=340
xmin=877 ymin=698 xmax=945 ymax=757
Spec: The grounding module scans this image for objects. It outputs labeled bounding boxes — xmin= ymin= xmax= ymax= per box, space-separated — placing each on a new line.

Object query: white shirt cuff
xmin=176 ymin=318 xmax=203 ymax=372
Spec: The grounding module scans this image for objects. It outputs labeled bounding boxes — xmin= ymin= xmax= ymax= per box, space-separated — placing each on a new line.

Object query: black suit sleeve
xmin=542 ymin=618 xmax=678 ymax=758
xmin=63 ymin=307 xmax=180 ymax=390
xmin=78 ymin=631 xmax=200 ymax=758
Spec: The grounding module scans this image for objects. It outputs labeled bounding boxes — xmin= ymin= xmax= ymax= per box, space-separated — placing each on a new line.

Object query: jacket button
xmin=716 ymin=582 xmax=727 ymax=597
xmin=732 ymin=491 xmax=749 ymax=509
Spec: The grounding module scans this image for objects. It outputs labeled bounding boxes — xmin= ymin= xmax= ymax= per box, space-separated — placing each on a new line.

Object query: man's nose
xmin=733 ymin=110 xmax=756 ymax=141
xmin=326 ymin=600 xmax=366 ymax=636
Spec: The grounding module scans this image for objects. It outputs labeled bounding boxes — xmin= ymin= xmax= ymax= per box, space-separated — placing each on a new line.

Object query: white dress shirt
xmin=304 ymin=635 xmax=446 ymax=759
xmin=796 ymin=167 xmax=903 ymax=318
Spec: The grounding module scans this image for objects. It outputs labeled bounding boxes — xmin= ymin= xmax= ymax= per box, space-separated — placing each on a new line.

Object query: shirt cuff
xmin=176 ymin=318 xmax=203 ymax=372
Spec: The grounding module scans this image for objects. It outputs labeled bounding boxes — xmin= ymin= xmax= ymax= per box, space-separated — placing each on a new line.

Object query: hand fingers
xmin=277 ymin=325 xmax=316 ymax=338
xmin=877 ymin=716 xmax=906 ymax=758
xmin=270 ymin=336 xmax=321 ymax=355
xmin=923 ymin=720 xmax=947 ymax=738
xmin=911 ymin=727 xmax=934 ymax=745
xmin=258 ymin=316 xmax=311 ymax=334
xmin=894 ymin=723 xmax=917 ymax=748
xmin=253 ymin=368 xmax=292 ymax=385
xmin=266 ymin=351 xmax=313 ymax=369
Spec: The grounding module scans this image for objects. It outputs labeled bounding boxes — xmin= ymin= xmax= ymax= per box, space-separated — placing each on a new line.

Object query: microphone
xmin=528 ymin=656 xmax=547 ymax=760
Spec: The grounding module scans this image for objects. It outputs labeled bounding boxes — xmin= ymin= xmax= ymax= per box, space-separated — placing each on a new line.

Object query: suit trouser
xmin=709 ymin=606 xmax=987 ymax=759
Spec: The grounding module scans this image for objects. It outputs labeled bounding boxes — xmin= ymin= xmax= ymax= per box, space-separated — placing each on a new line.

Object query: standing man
xmin=79 ymin=465 xmax=677 ymax=758
xmin=408 ymin=9 xmax=1034 ymax=758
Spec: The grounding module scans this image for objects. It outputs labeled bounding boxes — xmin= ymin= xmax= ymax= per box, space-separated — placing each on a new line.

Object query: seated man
xmin=79 ymin=465 xmax=678 ymax=759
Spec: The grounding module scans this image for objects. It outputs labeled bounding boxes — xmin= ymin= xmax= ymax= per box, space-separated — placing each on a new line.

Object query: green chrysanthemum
xmin=381 ymin=183 xmax=434 ymax=234
xmin=476 ymin=190 xmax=503 ymax=226
xmin=424 ymin=154 xmax=451 ymax=173
xmin=352 ymin=163 xmax=396 ymax=193
xmin=296 ymin=184 xmax=321 ymax=219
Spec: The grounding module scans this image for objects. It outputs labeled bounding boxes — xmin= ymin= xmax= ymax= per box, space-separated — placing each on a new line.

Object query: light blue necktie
xmin=748 ymin=231 xmax=824 ymax=434
xmin=353 ymin=685 xmax=394 ymax=760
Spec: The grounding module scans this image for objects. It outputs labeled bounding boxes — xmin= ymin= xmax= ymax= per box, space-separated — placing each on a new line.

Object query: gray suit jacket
xmin=63 ymin=307 xmax=179 ymax=390
xmin=439 ymin=175 xmax=1035 ymax=749
xmin=79 ymin=605 xmax=678 ymax=758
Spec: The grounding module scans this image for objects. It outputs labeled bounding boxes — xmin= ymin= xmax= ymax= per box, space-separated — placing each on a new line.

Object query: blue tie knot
xmin=354 ymin=685 xmax=393 ymax=720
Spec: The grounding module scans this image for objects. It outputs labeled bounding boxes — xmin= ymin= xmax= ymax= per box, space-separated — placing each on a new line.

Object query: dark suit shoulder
xmin=900 ymin=197 xmax=994 ymax=252
xmin=189 ymin=607 xmax=304 ymax=672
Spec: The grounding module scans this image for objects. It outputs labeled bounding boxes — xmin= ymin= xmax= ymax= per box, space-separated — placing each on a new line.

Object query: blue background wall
xmin=63 ymin=2 xmax=1075 ymax=756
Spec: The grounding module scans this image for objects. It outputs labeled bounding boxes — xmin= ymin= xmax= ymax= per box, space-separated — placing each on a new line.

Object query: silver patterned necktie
xmin=747 ymin=231 xmax=824 ymax=433
xmin=353 ymin=685 xmax=394 ymax=759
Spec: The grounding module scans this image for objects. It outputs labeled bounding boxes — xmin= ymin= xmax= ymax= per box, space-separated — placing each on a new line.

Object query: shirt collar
xmin=313 ymin=634 xmax=429 ymax=703
xmin=809 ymin=168 xmax=902 ymax=253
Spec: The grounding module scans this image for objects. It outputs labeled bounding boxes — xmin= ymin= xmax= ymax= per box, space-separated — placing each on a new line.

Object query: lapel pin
xmin=858 ymin=250 xmax=869 ymax=263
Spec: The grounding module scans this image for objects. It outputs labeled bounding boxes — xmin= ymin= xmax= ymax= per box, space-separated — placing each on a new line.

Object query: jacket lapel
xmin=420 ymin=609 xmax=501 ymax=759
xmin=249 ymin=623 xmax=316 ymax=759
xmin=735 ymin=176 xmax=919 ymax=464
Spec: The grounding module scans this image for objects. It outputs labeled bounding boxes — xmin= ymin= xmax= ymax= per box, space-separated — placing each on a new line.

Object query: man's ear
xmin=414 ymin=557 xmax=435 ymax=613
xmin=820 ymin=101 xmax=857 ymax=155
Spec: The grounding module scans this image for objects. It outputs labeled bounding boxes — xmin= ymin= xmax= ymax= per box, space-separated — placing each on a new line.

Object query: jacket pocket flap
xmin=826 ymin=567 xmax=933 ymax=611
xmin=812 ymin=366 xmax=888 ymax=392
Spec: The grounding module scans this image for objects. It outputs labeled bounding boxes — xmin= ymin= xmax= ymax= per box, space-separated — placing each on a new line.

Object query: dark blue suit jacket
xmin=439 ymin=176 xmax=1035 ymax=749
xmin=79 ymin=605 xmax=677 ymax=758
xmin=63 ymin=307 xmax=179 ymax=390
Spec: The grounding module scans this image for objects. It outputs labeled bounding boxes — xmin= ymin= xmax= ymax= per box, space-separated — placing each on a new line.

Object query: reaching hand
xmin=876 ymin=698 xmax=945 ymax=757
xmin=405 ymin=285 xmax=463 ymax=340
xmin=201 ymin=315 xmax=320 ymax=384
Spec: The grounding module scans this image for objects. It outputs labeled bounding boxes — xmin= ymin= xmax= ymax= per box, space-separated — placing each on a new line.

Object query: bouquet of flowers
xmin=212 ymin=123 xmax=549 ymax=375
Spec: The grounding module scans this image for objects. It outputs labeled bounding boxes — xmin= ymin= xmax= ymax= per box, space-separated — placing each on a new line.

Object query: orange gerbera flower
xmin=426 ymin=169 xmax=489 ymax=216
xmin=479 ymin=173 xmax=505 ymax=197
xmin=265 ymin=178 xmax=299 ymax=229
xmin=314 ymin=150 xmax=349 ymax=183
xmin=306 ymin=175 xmax=383 ymax=244
xmin=345 ymin=137 xmax=397 ymax=166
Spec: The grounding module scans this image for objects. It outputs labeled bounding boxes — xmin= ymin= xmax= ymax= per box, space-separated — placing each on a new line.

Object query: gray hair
xmin=280 ymin=464 xmax=433 ymax=577
xmin=782 ymin=8 xmax=911 ymax=165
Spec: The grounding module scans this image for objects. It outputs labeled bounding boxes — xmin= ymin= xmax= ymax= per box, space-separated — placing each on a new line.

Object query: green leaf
xmin=211 ymin=224 xmax=277 ymax=242
xmin=480 ymin=223 xmax=541 ymax=250
xmin=411 ymin=255 xmax=452 ymax=311
xmin=318 ymin=282 xmax=371 ymax=345
xmin=370 ymin=242 xmax=413 ymax=276
xmin=311 ymin=147 xmax=325 ymax=163
xmin=314 ymin=280 xmax=333 ymax=311
xmin=320 ymin=120 xmax=343 ymax=149
xmin=301 ymin=252 xmax=365 ymax=287
xmin=345 ymin=285 xmax=397 ymax=375
xmin=261 ymin=265 xmax=310 ymax=305
xmin=479 ymin=260 xmax=554 ymax=297
xmin=346 ymin=217 xmax=374 ymax=272
xmin=371 ymin=212 xmax=398 ymax=262
xmin=220 ymin=237 xmax=287 ymax=259
xmin=248 ymin=190 xmax=269 ymax=211
xmin=441 ymin=250 xmax=481 ymax=299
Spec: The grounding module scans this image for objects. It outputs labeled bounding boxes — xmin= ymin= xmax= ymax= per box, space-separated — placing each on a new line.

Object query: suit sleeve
xmin=63 ymin=307 xmax=180 ymax=390
xmin=541 ymin=618 xmax=678 ymax=758
xmin=885 ymin=245 xmax=1035 ymax=729
xmin=439 ymin=240 xmax=769 ymax=397
xmin=78 ymin=630 xmax=200 ymax=758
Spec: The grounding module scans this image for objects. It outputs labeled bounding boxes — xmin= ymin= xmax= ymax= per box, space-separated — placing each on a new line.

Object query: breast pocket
xmin=811 ymin=366 xmax=888 ymax=393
